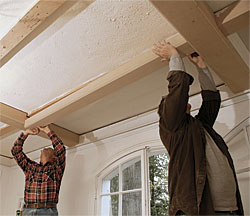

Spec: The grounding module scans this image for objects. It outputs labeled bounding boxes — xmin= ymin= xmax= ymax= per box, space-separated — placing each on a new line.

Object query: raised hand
xmin=23 ymin=128 xmax=40 ymax=136
xmin=187 ymin=54 xmax=206 ymax=69
xmin=153 ymin=41 xmax=178 ymax=62
xmin=38 ymin=125 xmax=51 ymax=134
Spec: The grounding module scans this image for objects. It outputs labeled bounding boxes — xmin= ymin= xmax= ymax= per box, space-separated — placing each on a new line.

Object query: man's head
xmin=40 ymin=148 xmax=55 ymax=165
xmin=186 ymin=103 xmax=191 ymax=115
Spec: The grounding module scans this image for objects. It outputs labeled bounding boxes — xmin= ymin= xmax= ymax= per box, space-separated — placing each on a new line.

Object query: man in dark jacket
xmin=153 ymin=41 xmax=243 ymax=215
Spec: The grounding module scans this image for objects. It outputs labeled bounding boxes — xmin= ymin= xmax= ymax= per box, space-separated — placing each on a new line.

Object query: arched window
xmin=96 ymin=147 xmax=169 ymax=216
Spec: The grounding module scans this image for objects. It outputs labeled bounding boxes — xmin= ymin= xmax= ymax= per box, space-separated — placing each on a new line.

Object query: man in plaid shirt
xmin=11 ymin=125 xmax=66 ymax=216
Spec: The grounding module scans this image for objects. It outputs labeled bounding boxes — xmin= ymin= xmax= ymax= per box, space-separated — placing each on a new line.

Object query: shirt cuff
xmin=169 ymin=53 xmax=185 ymax=72
xmin=198 ymin=67 xmax=217 ymax=91
xmin=48 ymin=131 xmax=55 ymax=138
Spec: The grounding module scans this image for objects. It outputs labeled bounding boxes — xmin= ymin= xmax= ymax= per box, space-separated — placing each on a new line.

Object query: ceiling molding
xmin=0 ymin=103 xmax=79 ymax=147
xmin=215 ymin=0 xmax=250 ymax=35
xmin=0 ymin=0 xmax=94 ymax=68
xmin=24 ymin=34 xmax=193 ymax=128
xmin=150 ymin=0 xmax=249 ymax=93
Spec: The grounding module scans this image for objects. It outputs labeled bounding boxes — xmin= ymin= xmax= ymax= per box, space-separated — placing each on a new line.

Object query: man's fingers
xmin=163 ymin=40 xmax=167 ymax=45
xmin=153 ymin=50 xmax=163 ymax=56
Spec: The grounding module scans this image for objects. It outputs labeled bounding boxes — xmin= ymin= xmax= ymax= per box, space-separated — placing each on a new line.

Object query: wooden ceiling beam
xmin=0 ymin=0 xmax=94 ymax=68
xmin=150 ymin=0 xmax=249 ymax=93
xmin=0 ymin=103 xmax=79 ymax=147
xmin=0 ymin=103 xmax=27 ymax=129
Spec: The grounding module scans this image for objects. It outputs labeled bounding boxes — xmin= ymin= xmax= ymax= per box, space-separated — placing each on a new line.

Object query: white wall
xmin=1 ymin=97 xmax=249 ymax=216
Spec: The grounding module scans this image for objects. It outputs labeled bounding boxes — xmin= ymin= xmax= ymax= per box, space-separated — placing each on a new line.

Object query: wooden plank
xmin=150 ymin=0 xmax=249 ymax=93
xmin=0 ymin=125 xmax=19 ymax=139
xmin=0 ymin=103 xmax=27 ymax=129
xmin=0 ymin=103 xmax=79 ymax=146
xmin=24 ymin=34 xmax=192 ymax=128
xmin=39 ymin=124 xmax=80 ymax=147
xmin=216 ymin=0 xmax=250 ymax=35
xmin=0 ymin=0 xmax=94 ymax=68
xmin=0 ymin=0 xmax=66 ymax=67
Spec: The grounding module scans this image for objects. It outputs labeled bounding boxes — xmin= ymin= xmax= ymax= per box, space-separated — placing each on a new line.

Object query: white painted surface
xmin=0 ymin=0 xmax=39 ymax=40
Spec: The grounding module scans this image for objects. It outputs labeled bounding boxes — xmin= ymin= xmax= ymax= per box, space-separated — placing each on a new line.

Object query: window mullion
xmin=144 ymin=147 xmax=150 ymax=216
xmin=119 ymin=164 xmax=122 ymax=216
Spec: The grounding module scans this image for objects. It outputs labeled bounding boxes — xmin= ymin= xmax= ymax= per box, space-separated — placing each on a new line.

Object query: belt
xmin=23 ymin=203 xmax=57 ymax=209
xmin=215 ymin=210 xmax=238 ymax=214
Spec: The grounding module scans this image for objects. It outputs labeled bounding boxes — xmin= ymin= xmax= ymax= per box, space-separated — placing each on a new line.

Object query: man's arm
xmin=187 ymin=54 xmax=221 ymax=127
xmin=11 ymin=128 xmax=39 ymax=173
xmin=154 ymin=42 xmax=193 ymax=131
xmin=39 ymin=126 xmax=66 ymax=177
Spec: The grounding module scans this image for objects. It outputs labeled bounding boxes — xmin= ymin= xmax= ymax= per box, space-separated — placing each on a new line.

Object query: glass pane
xmin=101 ymin=195 xmax=119 ymax=216
xmin=149 ymin=152 xmax=170 ymax=216
xmin=102 ymin=168 xmax=119 ymax=194
xmin=122 ymin=157 xmax=141 ymax=191
xmin=122 ymin=191 xmax=142 ymax=216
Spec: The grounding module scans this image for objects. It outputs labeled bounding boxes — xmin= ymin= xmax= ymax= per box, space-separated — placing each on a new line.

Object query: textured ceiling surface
xmin=0 ymin=0 xmax=236 ymax=113
xmin=0 ymin=0 xmax=39 ymax=40
xmin=0 ymin=0 xmax=176 ymax=113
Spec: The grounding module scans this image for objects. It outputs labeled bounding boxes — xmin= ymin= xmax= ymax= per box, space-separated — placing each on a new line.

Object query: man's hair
xmin=43 ymin=148 xmax=55 ymax=161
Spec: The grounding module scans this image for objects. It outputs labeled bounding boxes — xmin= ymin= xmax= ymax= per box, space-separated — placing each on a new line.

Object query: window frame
xmin=96 ymin=146 xmax=168 ymax=216
xmin=96 ymin=149 xmax=148 ymax=216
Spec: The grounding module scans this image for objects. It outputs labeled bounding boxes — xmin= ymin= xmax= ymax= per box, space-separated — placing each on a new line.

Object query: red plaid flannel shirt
xmin=11 ymin=131 xmax=66 ymax=204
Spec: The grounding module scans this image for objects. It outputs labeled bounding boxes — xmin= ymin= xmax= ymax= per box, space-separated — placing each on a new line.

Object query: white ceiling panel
xmin=0 ymin=0 xmax=176 ymax=113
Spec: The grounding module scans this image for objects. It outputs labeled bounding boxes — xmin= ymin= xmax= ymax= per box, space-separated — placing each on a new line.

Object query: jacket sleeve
xmin=196 ymin=90 xmax=221 ymax=127
xmin=11 ymin=133 xmax=38 ymax=173
xmin=49 ymin=131 xmax=66 ymax=178
xmin=159 ymin=70 xmax=193 ymax=131
xmin=195 ymin=67 xmax=221 ymax=127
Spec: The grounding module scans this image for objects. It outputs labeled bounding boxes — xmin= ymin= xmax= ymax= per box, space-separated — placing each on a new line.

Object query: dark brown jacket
xmin=158 ymin=70 xmax=243 ymax=215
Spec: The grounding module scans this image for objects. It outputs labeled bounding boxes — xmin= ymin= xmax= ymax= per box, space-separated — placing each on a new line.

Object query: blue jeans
xmin=22 ymin=208 xmax=58 ymax=216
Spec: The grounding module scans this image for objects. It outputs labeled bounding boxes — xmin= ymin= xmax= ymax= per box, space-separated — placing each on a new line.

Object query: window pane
xmin=122 ymin=191 xmax=142 ymax=216
xmin=102 ymin=168 xmax=119 ymax=194
xmin=122 ymin=157 xmax=141 ymax=191
xmin=101 ymin=195 xmax=119 ymax=216
xmin=149 ymin=152 xmax=169 ymax=216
